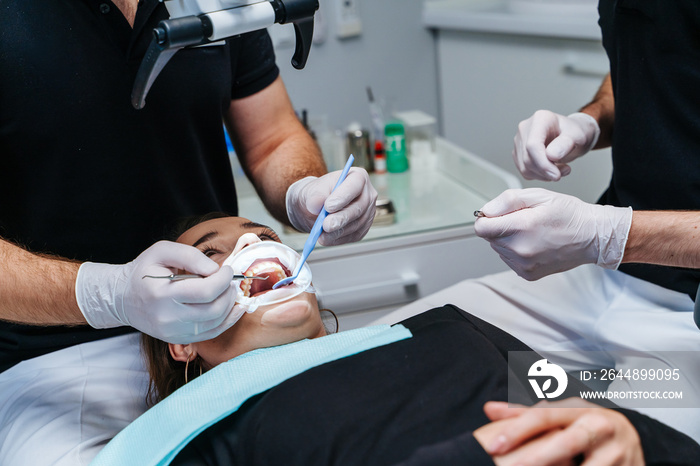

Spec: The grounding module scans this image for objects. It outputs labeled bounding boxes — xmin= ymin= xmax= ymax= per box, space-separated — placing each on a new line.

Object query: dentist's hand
xmin=474 ymin=189 xmax=632 ymax=281
xmin=514 ymin=111 xmax=600 ymax=181
xmin=286 ymin=167 xmax=378 ymax=246
xmin=75 ymin=241 xmax=241 ymax=344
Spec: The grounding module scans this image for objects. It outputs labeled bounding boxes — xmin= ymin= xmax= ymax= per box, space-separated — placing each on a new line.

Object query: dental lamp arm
xmin=132 ymin=0 xmax=318 ymax=109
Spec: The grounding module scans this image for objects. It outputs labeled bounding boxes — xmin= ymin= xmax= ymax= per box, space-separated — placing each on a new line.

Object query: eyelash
xmin=200 ymin=244 xmax=222 ymax=258
xmin=199 ymin=229 xmax=279 ymax=257
xmin=258 ymin=228 xmax=280 ymax=242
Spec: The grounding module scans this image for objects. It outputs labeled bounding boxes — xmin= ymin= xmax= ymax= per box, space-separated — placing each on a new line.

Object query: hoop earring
xmin=185 ymin=353 xmax=192 ymax=384
xmin=320 ymin=309 xmax=339 ymax=334
xmin=185 ymin=353 xmax=203 ymax=384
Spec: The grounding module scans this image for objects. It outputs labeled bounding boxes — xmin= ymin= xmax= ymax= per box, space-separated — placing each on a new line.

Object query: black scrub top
xmin=597 ymin=0 xmax=700 ymax=297
xmin=0 ymin=0 xmax=279 ymax=372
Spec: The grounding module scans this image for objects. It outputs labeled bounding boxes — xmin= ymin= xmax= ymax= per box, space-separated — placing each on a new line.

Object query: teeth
xmin=240 ymin=261 xmax=289 ymax=297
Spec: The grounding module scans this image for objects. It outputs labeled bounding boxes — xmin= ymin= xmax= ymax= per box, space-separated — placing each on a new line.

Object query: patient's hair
xmin=142 ymin=213 xmax=233 ymax=405
xmin=141 ymin=335 xmax=194 ymax=405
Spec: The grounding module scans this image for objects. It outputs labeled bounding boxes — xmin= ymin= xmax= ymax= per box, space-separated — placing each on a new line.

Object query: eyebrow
xmin=192 ymin=231 xmax=218 ymax=248
xmin=191 ymin=221 xmax=277 ymax=248
xmin=241 ymin=221 xmax=275 ymax=232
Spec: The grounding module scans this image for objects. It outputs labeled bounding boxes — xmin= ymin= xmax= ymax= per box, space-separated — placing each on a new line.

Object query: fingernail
xmin=489 ymin=435 xmax=507 ymax=454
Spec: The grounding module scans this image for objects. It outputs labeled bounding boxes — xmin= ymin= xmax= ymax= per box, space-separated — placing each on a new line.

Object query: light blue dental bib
xmin=91 ymin=324 xmax=412 ymax=466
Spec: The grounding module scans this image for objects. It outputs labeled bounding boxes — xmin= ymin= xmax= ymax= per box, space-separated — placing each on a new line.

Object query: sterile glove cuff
xmin=568 ymin=112 xmax=601 ymax=153
xmin=285 ymin=176 xmax=318 ymax=233
xmin=595 ymin=205 xmax=633 ymax=270
xmin=75 ymin=262 xmax=126 ymax=329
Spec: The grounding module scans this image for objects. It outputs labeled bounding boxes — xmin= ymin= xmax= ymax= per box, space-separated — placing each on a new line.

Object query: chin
xmin=259 ymin=294 xmax=317 ymax=328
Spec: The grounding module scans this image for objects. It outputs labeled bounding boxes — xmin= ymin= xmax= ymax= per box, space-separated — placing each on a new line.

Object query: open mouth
xmin=240 ymin=257 xmax=291 ymax=297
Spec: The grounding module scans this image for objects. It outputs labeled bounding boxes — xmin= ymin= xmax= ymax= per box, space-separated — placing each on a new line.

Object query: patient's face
xmin=172 ymin=216 xmax=325 ymax=368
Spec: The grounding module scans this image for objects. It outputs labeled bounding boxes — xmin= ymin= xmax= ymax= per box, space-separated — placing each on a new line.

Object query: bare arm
xmin=580 ymin=73 xmax=614 ymax=149
xmin=224 ymin=77 xmax=327 ymax=226
xmin=622 ymin=211 xmax=700 ymax=268
xmin=0 ymin=238 xmax=85 ymax=325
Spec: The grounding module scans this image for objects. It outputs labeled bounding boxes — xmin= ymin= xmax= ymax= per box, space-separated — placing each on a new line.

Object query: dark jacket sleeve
xmin=390 ymin=431 xmax=495 ymax=466
xmin=616 ymin=408 xmax=700 ymax=466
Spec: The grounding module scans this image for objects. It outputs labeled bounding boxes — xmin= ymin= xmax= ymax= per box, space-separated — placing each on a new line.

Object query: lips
xmin=240 ymin=257 xmax=291 ymax=297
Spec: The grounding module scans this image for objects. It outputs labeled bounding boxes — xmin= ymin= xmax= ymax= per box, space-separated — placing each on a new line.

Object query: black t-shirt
xmin=0 ymin=0 xmax=279 ymax=372
xmin=598 ymin=0 xmax=700 ymax=297
xmin=171 ymin=306 xmax=700 ymax=466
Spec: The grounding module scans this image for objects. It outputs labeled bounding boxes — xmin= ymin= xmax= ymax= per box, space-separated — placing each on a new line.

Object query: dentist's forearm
xmin=225 ymin=77 xmax=326 ymax=227
xmin=622 ymin=211 xmax=700 ymax=268
xmin=0 ymin=238 xmax=85 ymax=325
xmin=580 ymin=73 xmax=614 ymax=150
xmin=249 ymin=130 xmax=326 ymax=226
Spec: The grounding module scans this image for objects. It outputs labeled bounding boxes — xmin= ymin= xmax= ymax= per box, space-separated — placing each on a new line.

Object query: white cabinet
xmin=425 ymin=1 xmax=613 ymax=203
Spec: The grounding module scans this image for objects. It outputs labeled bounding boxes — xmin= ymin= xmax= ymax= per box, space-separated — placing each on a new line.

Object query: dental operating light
xmin=131 ymin=0 xmax=319 ymax=109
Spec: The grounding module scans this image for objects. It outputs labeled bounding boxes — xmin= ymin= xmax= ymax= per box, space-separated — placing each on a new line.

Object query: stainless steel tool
xmin=142 ymin=274 xmax=268 ymax=282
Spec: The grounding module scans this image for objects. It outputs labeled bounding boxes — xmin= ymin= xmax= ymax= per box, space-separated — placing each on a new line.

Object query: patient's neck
xmin=195 ymin=310 xmax=327 ymax=369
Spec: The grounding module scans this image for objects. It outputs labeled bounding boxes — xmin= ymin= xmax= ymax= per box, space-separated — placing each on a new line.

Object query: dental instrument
xmin=142 ymin=274 xmax=267 ymax=282
xmin=272 ymin=154 xmax=355 ymax=290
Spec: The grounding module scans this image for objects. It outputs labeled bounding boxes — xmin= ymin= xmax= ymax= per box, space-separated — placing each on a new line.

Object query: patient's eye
xmin=200 ymin=244 xmax=223 ymax=258
xmin=258 ymin=228 xmax=280 ymax=243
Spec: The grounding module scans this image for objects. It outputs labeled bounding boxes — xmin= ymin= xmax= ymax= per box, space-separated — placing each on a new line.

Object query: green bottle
xmin=385 ymin=121 xmax=408 ymax=173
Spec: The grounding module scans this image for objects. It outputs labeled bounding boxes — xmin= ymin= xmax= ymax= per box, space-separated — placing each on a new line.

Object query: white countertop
xmin=423 ymin=0 xmax=602 ymax=41
xmin=233 ymin=137 xmax=520 ymax=257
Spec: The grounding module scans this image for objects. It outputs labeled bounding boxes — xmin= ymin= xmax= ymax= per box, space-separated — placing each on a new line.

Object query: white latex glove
xmin=513 ymin=111 xmax=600 ymax=181
xmin=75 ymin=241 xmax=242 ymax=344
xmin=286 ymin=167 xmax=378 ymax=246
xmin=474 ymin=188 xmax=632 ymax=281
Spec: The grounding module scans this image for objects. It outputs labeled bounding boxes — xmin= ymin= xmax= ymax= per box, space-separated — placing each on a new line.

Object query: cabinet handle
xmin=316 ymin=271 xmax=420 ymax=312
xmin=562 ymin=53 xmax=609 ymax=78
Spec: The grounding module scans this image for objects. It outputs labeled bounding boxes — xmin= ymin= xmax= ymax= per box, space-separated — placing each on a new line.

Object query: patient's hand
xmin=473 ymin=399 xmax=644 ymax=466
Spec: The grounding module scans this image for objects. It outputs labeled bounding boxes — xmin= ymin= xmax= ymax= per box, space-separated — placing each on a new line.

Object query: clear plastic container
xmin=392 ymin=110 xmax=437 ymax=159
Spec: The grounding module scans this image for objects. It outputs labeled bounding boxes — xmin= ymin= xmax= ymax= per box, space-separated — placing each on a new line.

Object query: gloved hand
xmin=286 ymin=167 xmax=378 ymax=246
xmin=75 ymin=241 xmax=241 ymax=344
xmin=474 ymin=188 xmax=632 ymax=281
xmin=513 ymin=111 xmax=600 ymax=181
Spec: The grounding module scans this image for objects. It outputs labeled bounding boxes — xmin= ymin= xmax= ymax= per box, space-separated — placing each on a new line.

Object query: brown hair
xmin=141 ymin=212 xmax=232 ymax=405
xmin=141 ymin=335 xmax=203 ymax=406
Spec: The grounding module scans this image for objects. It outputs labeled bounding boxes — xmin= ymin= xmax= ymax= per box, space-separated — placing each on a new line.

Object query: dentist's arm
xmin=475 ymin=189 xmax=700 ymax=281
xmin=0 ymin=238 xmax=83 ymax=324
xmin=474 ymin=188 xmax=632 ymax=281
xmin=622 ymin=211 xmax=700 ymax=268
xmin=513 ymin=74 xmax=614 ymax=181
xmin=227 ymin=76 xmax=377 ymax=246
xmin=0 ymin=237 xmax=241 ymax=344
xmin=225 ymin=76 xmax=327 ymax=225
